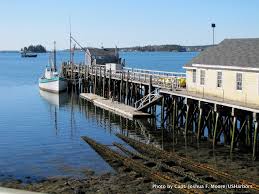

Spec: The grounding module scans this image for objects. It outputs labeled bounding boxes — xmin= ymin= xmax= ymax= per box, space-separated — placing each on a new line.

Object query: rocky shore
xmin=0 ymin=168 xmax=167 ymax=194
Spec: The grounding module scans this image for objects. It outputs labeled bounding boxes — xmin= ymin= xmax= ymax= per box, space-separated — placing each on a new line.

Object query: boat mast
xmin=53 ymin=41 xmax=57 ymax=71
xmin=69 ymin=17 xmax=72 ymax=64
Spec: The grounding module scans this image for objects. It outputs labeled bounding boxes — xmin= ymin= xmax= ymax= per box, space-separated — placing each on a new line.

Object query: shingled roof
xmin=184 ymin=38 xmax=259 ymax=69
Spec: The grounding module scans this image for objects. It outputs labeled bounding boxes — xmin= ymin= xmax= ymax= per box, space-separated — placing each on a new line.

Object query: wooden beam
xmin=253 ymin=113 xmax=258 ymax=160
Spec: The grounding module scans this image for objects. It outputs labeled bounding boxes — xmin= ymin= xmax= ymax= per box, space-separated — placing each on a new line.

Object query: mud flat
xmin=0 ymin=172 xmax=159 ymax=194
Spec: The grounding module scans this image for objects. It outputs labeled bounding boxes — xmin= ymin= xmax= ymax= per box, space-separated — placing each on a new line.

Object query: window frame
xmin=216 ymin=71 xmax=223 ymax=88
xmin=200 ymin=69 xmax=205 ymax=85
xmin=192 ymin=69 xmax=196 ymax=83
xmin=236 ymin=72 xmax=242 ymax=91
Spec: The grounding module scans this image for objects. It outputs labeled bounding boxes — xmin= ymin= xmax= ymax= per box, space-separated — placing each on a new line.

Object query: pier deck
xmin=80 ymin=93 xmax=151 ymax=120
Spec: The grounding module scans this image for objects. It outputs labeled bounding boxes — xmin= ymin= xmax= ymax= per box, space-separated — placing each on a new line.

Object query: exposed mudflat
xmin=0 ymin=167 xmax=168 ymax=194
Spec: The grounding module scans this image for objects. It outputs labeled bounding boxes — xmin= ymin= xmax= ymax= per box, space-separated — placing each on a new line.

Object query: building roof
xmin=87 ymin=48 xmax=117 ymax=57
xmin=184 ymin=38 xmax=259 ymax=69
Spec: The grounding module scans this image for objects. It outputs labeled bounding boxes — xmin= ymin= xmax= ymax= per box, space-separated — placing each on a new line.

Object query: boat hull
xmin=39 ymin=77 xmax=67 ymax=93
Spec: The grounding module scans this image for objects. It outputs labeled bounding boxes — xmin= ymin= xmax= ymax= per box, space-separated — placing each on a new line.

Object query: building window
xmin=236 ymin=73 xmax=242 ymax=90
xmin=192 ymin=69 xmax=196 ymax=83
xmin=200 ymin=70 xmax=205 ymax=85
xmin=217 ymin=71 xmax=222 ymax=87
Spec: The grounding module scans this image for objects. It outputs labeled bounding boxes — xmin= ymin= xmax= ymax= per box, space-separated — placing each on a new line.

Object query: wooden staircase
xmin=135 ymin=89 xmax=162 ymax=111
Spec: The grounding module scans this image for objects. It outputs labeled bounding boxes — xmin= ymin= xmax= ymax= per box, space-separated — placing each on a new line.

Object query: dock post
xmin=91 ymin=65 xmax=93 ymax=93
xmin=103 ymin=66 xmax=106 ymax=97
xmin=230 ymin=108 xmax=237 ymax=154
xmin=213 ymin=111 xmax=219 ymax=148
xmin=108 ymin=68 xmax=111 ymax=99
xmin=126 ymin=70 xmax=129 ymax=105
xmin=172 ymin=97 xmax=177 ymax=133
xmin=113 ymin=80 xmax=116 ymax=101
xmin=253 ymin=113 xmax=258 ymax=160
xmin=94 ymin=66 xmax=97 ymax=94
xmin=184 ymin=101 xmax=190 ymax=136
xmin=84 ymin=65 xmax=87 ymax=92
xmin=120 ymin=72 xmax=123 ymax=103
xmin=149 ymin=75 xmax=152 ymax=103
xmin=197 ymin=102 xmax=203 ymax=142
xmin=161 ymin=96 xmax=165 ymax=127
xmin=87 ymin=65 xmax=90 ymax=92
xmin=247 ymin=114 xmax=252 ymax=146
xmin=99 ymin=66 xmax=102 ymax=95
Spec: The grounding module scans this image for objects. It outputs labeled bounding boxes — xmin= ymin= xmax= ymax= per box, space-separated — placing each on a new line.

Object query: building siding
xmin=186 ymin=68 xmax=259 ymax=105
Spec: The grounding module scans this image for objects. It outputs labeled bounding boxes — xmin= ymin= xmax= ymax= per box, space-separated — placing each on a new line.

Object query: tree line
xmin=21 ymin=45 xmax=47 ymax=53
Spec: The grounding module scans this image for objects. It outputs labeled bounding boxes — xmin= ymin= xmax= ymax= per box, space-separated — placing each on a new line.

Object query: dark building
xmin=85 ymin=48 xmax=120 ymax=65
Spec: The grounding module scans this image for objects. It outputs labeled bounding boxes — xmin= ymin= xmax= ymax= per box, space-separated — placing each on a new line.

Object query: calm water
xmin=0 ymin=51 xmax=198 ymax=180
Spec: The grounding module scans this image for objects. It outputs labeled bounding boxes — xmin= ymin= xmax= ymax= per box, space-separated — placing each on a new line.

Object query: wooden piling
xmin=197 ymin=101 xmax=203 ymax=141
xmin=253 ymin=113 xmax=258 ymax=160
xmin=185 ymin=103 xmax=190 ymax=135
xmin=103 ymin=67 xmax=106 ymax=97
xmin=108 ymin=68 xmax=111 ymax=99
xmin=213 ymin=112 xmax=219 ymax=147
xmin=231 ymin=109 xmax=237 ymax=154
xmin=94 ymin=66 xmax=97 ymax=94
xmin=126 ymin=70 xmax=129 ymax=105
xmin=161 ymin=96 xmax=165 ymax=126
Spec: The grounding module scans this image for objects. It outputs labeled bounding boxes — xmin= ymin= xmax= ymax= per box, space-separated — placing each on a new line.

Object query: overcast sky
xmin=1 ymin=0 xmax=259 ymax=50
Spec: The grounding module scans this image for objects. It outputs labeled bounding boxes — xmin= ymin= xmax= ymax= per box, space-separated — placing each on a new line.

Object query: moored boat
xmin=21 ymin=52 xmax=37 ymax=57
xmin=39 ymin=41 xmax=67 ymax=93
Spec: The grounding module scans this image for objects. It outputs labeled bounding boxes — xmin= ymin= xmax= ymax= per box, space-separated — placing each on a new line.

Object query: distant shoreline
xmin=0 ymin=50 xmax=201 ymax=53
xmin=0 ymin=44 xmax=211 ymax=53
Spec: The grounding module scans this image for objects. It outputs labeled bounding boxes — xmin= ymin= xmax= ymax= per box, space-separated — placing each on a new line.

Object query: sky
xmin=0 ymin=0 xmax=259 ymax=50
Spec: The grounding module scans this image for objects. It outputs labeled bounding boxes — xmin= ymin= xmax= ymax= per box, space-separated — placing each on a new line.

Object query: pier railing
xmin=62 ymin=63 xmax=186 ymax=90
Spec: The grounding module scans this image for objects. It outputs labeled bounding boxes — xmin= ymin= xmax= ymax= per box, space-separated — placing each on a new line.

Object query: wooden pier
xmin=61 ymin=63 xmax=259 ymax=160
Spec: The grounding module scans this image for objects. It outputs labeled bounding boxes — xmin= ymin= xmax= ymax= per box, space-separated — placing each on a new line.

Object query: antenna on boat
xmin=53 ymin=41 xmax=57 ymax=71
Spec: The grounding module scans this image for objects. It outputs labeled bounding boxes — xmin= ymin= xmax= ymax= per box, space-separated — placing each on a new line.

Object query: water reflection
xmin=39 ymin=90 xmax=69 ymax=107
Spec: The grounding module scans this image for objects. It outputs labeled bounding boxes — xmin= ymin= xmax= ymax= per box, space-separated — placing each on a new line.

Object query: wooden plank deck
xmin=80 ymin=93 xmax=152 ymax=120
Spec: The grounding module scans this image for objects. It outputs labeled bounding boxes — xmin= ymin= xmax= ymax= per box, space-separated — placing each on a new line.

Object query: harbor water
xmin=0 ymin=51 xmax=198 ymax=181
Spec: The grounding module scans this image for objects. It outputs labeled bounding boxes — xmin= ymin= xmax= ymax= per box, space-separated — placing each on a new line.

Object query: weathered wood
xmin=172 ymin=97 xmax=177 ymax=132
xmin=126 ymin=70 xmax=129 ymax=105
xmin=103 ymin=67 xmax=106 ymax=97
xmin=213 ymin=112 xmax=219 ymax=147
xmin=94 ymin=66 xmax=97 ymax=94
xmin=230 ymin=115 xmax=237 ymax=154
xmin=197 ymin=107 xmax=203 ymax=141
xmin=161 ymin=96 xmax=165 ymax=126
xmin=108 ymin=68 xmax=111 ymax=99
xmin=184 ymin=103 xmax=190 ymax=135
xmin=253 ymin=113 xmax=258 ymax=160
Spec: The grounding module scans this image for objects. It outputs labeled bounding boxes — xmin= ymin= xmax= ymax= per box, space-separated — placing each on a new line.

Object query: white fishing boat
xmin=39 ymin=41 xmax=67 ymax=93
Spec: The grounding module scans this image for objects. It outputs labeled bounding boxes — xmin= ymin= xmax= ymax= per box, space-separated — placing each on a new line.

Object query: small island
xmin=21 ymin=45 xmax=47 ymax=53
